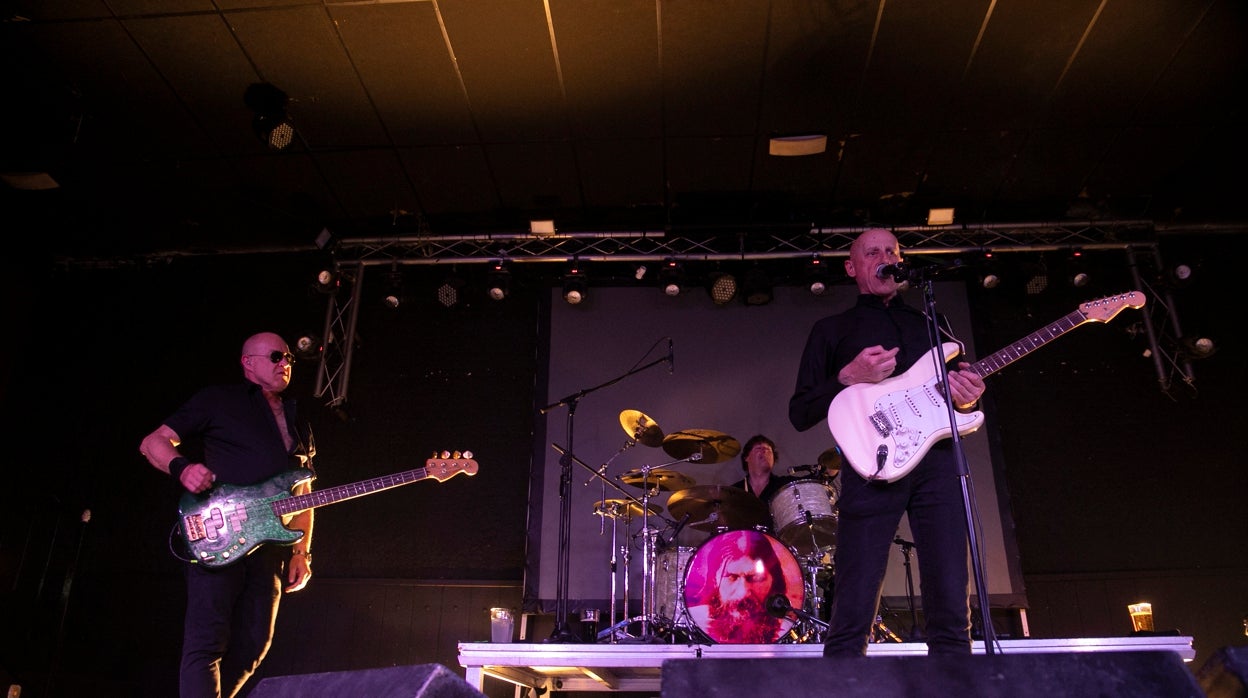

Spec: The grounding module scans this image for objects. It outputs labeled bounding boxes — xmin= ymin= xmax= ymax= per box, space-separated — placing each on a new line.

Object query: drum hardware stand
xmin=894 ymin=535 xmax=922 ymax=641
xmin=540 ymin=341 xmax=672 ymax=643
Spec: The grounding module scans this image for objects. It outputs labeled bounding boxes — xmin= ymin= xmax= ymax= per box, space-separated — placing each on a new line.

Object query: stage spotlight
xmin=437 ymin=273 xmax=466 ymax=308
xmin=1178 ymin=336 xmax=1217 ymax=360
xmin=381 ymin=264 xmax=404 ymax=309
xmin=1021 ymin=258 xmax=1049 ymax=295
xmin=562 ymin=266 xmax=588 ymax=305
xmin=1068 ymin=249 xmax=1091 ymax=288
xmin=658 ymin=258 xmax=685 ymax=297
xmin=805 ymin=255 xmax=830 ymax=296
xmin=244 ymin=82 xmax=295 ymax=152
xmin=706 ymin=272 xmax=738 ymax=306
xmin=313 ymin=268 xmax=339 ymax=294
xmin=742 ymin=267 xmax=773 ymax=306
xmin=486 ymin=261 xmax=511 ymax=301
xmin=294 ymin=334 xmax=322 ymax=361
xmin=634 ymin=264 xmax=648 ymax=280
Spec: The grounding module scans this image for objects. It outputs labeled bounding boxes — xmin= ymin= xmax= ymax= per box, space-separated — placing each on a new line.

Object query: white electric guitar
xmin=828 ymin=291 xmax=1146 ymax=482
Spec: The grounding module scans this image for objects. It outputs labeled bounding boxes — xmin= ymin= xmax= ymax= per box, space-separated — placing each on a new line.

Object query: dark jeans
xmin=823 ymin=446 xmax=971 ymax=657
xmin=180 ymin=546 xmax=285 ymax=698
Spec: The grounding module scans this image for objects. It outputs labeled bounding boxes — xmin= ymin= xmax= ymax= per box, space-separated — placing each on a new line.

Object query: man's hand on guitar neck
xmin=947 ymin=361 xmax=986 ymax=411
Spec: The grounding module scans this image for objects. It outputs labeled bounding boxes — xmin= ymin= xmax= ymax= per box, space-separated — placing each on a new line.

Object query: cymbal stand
xmin=894 ymin=535 xmax=921 ymax=640
xmin=592 ymin=501 xmax=628 ymax=642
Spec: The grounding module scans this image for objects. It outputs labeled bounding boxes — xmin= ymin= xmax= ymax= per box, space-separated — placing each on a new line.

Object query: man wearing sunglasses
xmin=139 ymin=331 xmax=315 ymax=698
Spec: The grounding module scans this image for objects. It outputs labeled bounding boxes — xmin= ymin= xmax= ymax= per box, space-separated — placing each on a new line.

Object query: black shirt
xmin=789 ymin=293 xmax=957 ymax=432
xmin=163 ymin=381 xmax=310 ymax=485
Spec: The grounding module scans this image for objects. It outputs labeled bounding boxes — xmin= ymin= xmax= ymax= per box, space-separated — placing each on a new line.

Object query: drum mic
xmin=766 ymin=594 xmax=792 ymax=619
xmin=666 ymin=512 xmax=692 ymax=547
xmin=767 ymin=593 xmax=830 ymax=629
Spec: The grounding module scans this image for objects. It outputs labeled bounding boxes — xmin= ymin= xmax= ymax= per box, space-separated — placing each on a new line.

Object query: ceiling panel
xmin=0 ymin=0 xmax=1243 ymax=259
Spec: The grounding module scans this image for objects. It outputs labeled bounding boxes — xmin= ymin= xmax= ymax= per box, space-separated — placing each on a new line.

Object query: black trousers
xmin=822 ymin=446 xmax=971 ymax=657
xmin=179 ymin=546 xmax=285 ymax=698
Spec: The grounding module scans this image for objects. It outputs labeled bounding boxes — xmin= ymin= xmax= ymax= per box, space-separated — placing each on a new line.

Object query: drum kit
xmin=590 ymin=409 xmax=842 ymax=645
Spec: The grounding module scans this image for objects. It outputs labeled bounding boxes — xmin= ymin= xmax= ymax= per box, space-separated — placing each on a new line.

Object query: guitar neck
xmin=970 ymin=308 xmax=1090 ymax=379
xmin=271 ymin=466 xmax=435 ymax=517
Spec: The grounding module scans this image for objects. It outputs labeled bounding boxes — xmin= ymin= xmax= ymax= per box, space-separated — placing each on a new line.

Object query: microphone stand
xmin=538 ymin=350 xmax=672 ymax=643
xmin=910 ymin=266 xmax=998 ymax=654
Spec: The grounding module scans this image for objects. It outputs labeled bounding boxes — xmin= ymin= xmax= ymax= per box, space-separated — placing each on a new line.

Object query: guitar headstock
xmin=426 ymin=450 xmax=479 ymax=480
xmin=1079 ymin=290 xmax=1146 ymax=323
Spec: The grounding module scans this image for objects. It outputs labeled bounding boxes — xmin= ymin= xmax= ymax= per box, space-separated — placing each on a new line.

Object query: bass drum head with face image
xmin=681 ymin=529 xmax=804 ymax=643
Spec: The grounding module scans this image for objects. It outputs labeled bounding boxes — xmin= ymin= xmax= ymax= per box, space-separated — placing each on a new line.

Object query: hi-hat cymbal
xmin=661 ymin=429 xmax=741 ymax=464
xmin=619 ymin=409 xmax=665 ymax=447
xmin=620 ymin=468 xmax=695 ymax=492
xmin=593 ymin=498 xmax=661 ymax=520
xmin=666 ymin=485 xmax=767 ymax=530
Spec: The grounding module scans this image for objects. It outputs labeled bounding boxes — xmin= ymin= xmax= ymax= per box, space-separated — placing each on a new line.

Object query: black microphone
xmin=667 ymin=512 xmax=692 ymax=546
xmin=894 ymin=535 xmax=915 ymax=547
xmin=766 ymin=594 xmax=793 ymax=619
xmin=667 ymin=338 xmax=674 ymax=375
xmin=875 ymin=262 xmax=910 ymax=282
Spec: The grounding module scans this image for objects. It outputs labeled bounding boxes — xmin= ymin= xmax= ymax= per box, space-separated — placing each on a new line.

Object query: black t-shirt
xmin=163 ymin=381 xmax=310 ymax=485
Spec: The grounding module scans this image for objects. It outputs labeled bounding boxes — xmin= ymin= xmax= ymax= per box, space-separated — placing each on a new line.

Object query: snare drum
xmin=681 ymin=529 xmax=804 ymax=643
xmin=769 ymin=479 xmax=838 ymax=555
xmin=653 ymin=546 xmax=695 ymax=621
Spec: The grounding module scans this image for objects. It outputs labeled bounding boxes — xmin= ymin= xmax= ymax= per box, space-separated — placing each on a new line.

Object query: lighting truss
xmin=330 ymin=220 xmax=1161 ymax=266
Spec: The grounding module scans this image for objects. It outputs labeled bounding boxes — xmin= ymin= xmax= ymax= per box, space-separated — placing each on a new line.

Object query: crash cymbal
xmin=619 ymin=409 xmax=665 ymax=447
xmin=661 ymin=429 xmax=741 ymax=464
xmin=593 ymin=498 xmax=661 ymax=520
xmin=817 ymin=445 xmax=843 ymax=474
xmin=619 ymin=468 xmax=695 ymax=492
xmin=666 ymin=485 xmax=767 ymax=530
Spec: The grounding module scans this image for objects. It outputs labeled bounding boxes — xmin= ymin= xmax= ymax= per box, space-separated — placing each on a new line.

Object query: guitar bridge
xmin=869 ymin=410 xmax=891 ymax=438
xmin=183 ymin=514 xmax=207 ymax=543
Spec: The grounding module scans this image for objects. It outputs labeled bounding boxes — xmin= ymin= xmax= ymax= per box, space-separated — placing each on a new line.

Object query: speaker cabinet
xmin=249 ymin=663 xmax=486 ymax=698
xmin=662 ymin=651 xmax=1202 ymax=697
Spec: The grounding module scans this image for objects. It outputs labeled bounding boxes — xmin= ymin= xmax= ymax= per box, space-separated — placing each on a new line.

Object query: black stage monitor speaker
xmin=249 ymin=663 xmax=487 ymax=698
xmin=1197 ymin=646 xmax=1248 ymax=698
xmin=662 ymin=651 xmax=1202 ymax=698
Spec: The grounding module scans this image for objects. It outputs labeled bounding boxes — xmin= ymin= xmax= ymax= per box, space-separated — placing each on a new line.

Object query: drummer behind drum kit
xmin=590 ymin=410 xmax=843 ymax=645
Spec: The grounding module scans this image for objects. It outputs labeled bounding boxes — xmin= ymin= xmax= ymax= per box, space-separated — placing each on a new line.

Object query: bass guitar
xmin=828 ymin=291 xmax=1145 ymax=482
xmin=178 ymin=451 xmax=478 ymax=567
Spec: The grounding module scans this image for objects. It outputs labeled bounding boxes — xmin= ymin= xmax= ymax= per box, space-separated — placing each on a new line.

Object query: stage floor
xmin=458 ymin=636 xmax=1195 ymax=692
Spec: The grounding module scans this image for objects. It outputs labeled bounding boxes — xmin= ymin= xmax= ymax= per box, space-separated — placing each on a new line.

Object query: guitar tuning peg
xmin=440 ymin=450 xmax=451 ymax=459
xmin=462 ymin=450 xmax=473 ymax=459
xmin=452 ymin=451 xmax=461 ymax=459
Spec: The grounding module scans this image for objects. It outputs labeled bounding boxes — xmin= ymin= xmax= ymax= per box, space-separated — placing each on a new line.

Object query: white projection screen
xmin=529 ymin=282 xmax=1024 ymax=624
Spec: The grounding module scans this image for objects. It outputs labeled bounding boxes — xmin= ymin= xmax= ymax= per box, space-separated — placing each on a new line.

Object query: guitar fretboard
xmin=970 ymin=309 xmax=1087 ymax=378
xmin=271 ymin=467 xmax=431 ymax=516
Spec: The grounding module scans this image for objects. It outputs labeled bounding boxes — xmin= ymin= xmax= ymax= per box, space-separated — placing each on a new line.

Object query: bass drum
xmin=681 ymin=529 xmax=804 ymax=643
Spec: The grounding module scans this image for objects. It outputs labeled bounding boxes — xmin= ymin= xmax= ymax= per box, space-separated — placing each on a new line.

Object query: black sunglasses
xmin=247 ymin=351 xmax=295 ymax=364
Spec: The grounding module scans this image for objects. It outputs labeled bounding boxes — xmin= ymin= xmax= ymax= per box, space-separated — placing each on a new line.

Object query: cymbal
xmin=666 ymin=485 xmax=767 ymax=530
xmin=817 ymin=445 xmax=843 ymax=474
xmin=593 ymin=498 xmax=661 ymax=520
xmin=619 ymin=409 xmax=665 ymax=447
xmin=619 ymin=468 xmax=695 ymax=492
xmin=661 ymin=429 xmax=741 ymax=464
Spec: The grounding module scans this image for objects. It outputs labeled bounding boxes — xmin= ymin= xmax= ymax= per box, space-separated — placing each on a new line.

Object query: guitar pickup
xmin=869 ymin=410 xmax=891 ymax=438
xmin=183 ymin=514 xmax=207 ymax=543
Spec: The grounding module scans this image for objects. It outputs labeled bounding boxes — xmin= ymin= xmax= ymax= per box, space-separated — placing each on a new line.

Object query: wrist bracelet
xmin=291 ymin=550 xmax=311 ymax=560
xmin=168 ymin=456 xmax=190 ymax=480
